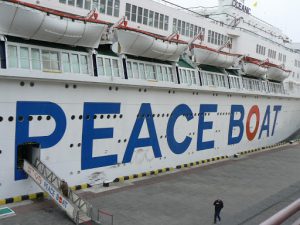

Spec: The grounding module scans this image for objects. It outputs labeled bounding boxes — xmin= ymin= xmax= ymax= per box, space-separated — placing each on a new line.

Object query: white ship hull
xmin=0 ymin=72 xmax=299 ymax=199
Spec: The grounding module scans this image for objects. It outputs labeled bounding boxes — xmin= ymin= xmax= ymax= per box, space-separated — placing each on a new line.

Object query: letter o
xmin=246 ymin=105 xmax=260 ymax=141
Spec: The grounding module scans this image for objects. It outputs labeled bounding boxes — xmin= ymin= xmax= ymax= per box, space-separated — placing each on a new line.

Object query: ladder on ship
xmin=22 ymin=158 xmax=102 ymax=224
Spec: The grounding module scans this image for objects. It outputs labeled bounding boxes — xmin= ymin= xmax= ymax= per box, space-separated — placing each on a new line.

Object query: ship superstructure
xmin=0 ymin=0 xmax=300 ymax=200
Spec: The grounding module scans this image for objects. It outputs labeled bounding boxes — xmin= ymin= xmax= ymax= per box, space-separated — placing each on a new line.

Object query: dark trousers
xmin=214 ymin=209 xmax=221 ymax=223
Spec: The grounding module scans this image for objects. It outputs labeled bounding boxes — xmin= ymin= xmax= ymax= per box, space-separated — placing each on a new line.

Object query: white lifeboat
xmin=191 ymin=44 xmax=239 ymax=68
xmin=264 ymin=62 xmax=290 ymax=82
xmin=242 ymin=57 xmax=267 ymax=78
xmin=112 ymin=25 xmax=188 ymax=62
xmin=0 ymin=0 xmax=108 ymax=48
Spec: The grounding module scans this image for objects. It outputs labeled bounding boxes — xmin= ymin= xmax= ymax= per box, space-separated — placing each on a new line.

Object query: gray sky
xmin=168 ymin=0 xmax=300 ymax=42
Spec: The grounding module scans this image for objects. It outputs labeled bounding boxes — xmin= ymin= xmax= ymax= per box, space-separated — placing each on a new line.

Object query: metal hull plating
xmin=0 ymin=73 xmax=299 ymax=199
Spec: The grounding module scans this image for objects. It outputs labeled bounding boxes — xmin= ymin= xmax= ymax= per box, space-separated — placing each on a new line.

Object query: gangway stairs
xmin=23 ymin=159 xmax=102 ymax=225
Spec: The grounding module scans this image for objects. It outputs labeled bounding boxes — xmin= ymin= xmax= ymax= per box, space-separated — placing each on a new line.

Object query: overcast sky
xmin=168 ymin=0 xmax=300 ymax=42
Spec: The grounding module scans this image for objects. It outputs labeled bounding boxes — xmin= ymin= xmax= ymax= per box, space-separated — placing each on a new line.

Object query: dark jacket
xmin=213 ymin=199 xmax=224 ymax=211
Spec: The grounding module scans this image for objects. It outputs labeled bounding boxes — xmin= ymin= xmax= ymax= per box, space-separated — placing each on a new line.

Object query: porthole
xmin=107 ymin=115 xmax=110 ymax=119
xmin=70 ymin=144 xmax=74 ymax=148
xmin=100 ymin=115 xmax=104 ymax=119
xmin=94 ymin=115 xmax=97 ymax=120
xmin=20 ymin=81 xmax=25 ymax=86
xmin=8 ymin=116 xmax=14 ymax=122
xmin=71 ymin=115 xmax=75 ymax=120
xmin=86 ymin=115 xmax=90 ymax=120
xmin=30 ymin=82 xmax=34 ymax=87
xmin=73 ymin=84 xmax=77 ymax=89
xmin=28 ymin=116 xmax=33 ymax=121
xmin=46 ymin=116 xmax=51 ymax=120
xmin=79 ymin=115 xmax=83 ymax=120
xmin=120 ymin=114 xmax=123 ymax=119
xmin=18 ymin=116 xmax=24 ymax=122
xmin=78 ymin=143 xmax=81 ymax=147
xmin=65 ymin=84 xmax=69 ymax=88
xmin=37 ymin=116 xmax=42 ymax=121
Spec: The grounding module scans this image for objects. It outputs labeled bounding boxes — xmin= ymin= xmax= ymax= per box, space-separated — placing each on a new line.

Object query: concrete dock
xmin=1 ymin=143 xmax=300 ymax=225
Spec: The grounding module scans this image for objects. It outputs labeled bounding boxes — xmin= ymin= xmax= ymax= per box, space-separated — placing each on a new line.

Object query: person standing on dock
xmin=213 ymin=199 xmax=224 ymax=224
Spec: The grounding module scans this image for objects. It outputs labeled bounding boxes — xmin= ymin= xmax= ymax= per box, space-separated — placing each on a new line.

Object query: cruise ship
xmin=0 ymin=0 xmax=300 ymax=202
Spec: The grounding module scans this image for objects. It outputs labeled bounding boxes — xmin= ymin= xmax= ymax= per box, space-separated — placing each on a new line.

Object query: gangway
xmin=22 ymin=159 xmax=108 ymax=225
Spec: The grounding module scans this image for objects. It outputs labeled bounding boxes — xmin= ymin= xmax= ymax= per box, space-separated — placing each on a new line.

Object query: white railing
xmin=200 ymin=71 xmax=229 ymax=88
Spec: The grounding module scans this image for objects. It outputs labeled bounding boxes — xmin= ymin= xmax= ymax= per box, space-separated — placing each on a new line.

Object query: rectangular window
xmin=131 ymin=5 xmax=137 ymax=22
xmin=68 ymin=0 xmax=75 ymax=6
xmin=20 ymin=47 xmax=30 ymax=69
xmin=76 ymin=0 xmax=83 ymax=7
xmin=92 ymin=0 xmax=99 ymax=9
xmin=105 ymin=58 xmax=112 ymax=76
xmin=208 ymin=30 xmax=211 ymax=43
xmin=137 ymin=7 xmax=143 ymax=24
xmin=143 ymin=9 xmax=148 ymax=25
xmin=164 ymin=15 xmax=169 ymax=31
xmin=149 ymin=11 xmax=154 ymax=27
xmin=80 ymin=55 xmax=88 ymax=74
xmin=59 ymin=0 xmax=66 ymax=4
xmin=127 ymin=61 xmax=133 ymax=78
xmin=154 ymin=12 xmax=159 ymax=28
xmin=177 ymin=20 xmax=182 ymax=34
xmin=112 ymin=59 xmax=120 ymax=77
xmin=132 ymin=62 xmax=139 ymax=78
xmin=106 ymin=0 xmax=113 ymax=15
xmin=62 ymin=52 xmax=71 ymax=73
xmin=146 ymin=64 xmax=155 ymax=79
xmin=168 ymin=67 xmax=173 ymax=82
xmin=125 ymin=3 xmax=131 ymax=20
xmin=71 ymin=54 xmax=80 ymax=73
xmin=139 ymin=63 xmax=146 ymax=79
xmin=159 ymin=14 xmax=164 ymax=30
xmin=186 ymin=23 xmax=190 ymax=37
xmin=113 ymin=0 xmax=120 ymax=17
xmin=181 ymin=21 xmax=185 ymax=36
xmin=31 ymin=48 xmax=41 ymax=70
xmin=42 ymin=50 xmax=60 ymax=72
xmin=162 ymin=67 xmax=168 ymax=81
xmin=218 ymin=33 xmax=221 ymax=45
xmin=157 ymin=66 xmax=163 ymax=81
xmin=85 ymin=0 xmax=91 ymax=9
xmin=100 ymin=0 xmax=106 ymax=13
xmin=190 ymin=24 xmax=194 ymax=37
xmin=7 ymin=45 xmax=18 ymax=68
xmin=97 ymin=57 xmax=105 ymax=75
xmin=173 ymin=18 xmax=177 ymax=32
xmin=211 ymin=31 xmax=215 ymax=44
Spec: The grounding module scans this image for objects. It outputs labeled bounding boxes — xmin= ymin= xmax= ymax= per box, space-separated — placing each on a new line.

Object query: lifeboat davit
xmin=264 ymin=62 xmax=290 ymax=82
xmin=112 ymin=25 xmax=188 ymax=62
xmin=242 ymin=56 xmax=267 ymax=78
xmin=191 ymin=44 xmax=238 ymax=68
xmin=0 ymin=0 xmax=109 ymax=48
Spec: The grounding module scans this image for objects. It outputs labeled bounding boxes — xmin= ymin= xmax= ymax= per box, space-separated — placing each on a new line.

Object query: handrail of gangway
xmin=260 ymin=198 xmax=300 ymax=225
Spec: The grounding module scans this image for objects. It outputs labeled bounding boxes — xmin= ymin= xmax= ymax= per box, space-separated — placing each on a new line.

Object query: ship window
xmin=154 ymin=12 xmax=159 ymax=28
xmin=85 ymin=0 xmax=91 ymax=10
xmin=100 ymin=0 xmax=106 ymax=13
xmin=168 ymin=67 xmax=173 ymax=82
xmin=92 ymin=0 xmax=99 ymax=9
xmin=114 ymin=0 xmax=120 ymax=17
xmin=104 ymin=58 xmax=112 ymax=76
xmin=76 ymin=0 xmax=83 ymax=8
xmin=97 ymin=57 xmax=105 ymax=75
xmin=125 ymin=3 xmax=131 ymax=20
xmin=164 ymin=16 xmax=169 ymax=31
xmin=181 ymin=21 xmax=185 ymax=36
xmin=146 ymin=64 xmax=155 ymax=79
xmin=149 ymin=11 xmax=154 ymax=27
xmin=143 ymin=9 xmax=148 ymax=25
xmin=192 ymin=71 xmax=196 ymax=84
xmin=187 ymin=70 xmax=192 ymax=85
xmin=157 ymin=66 xmax=163 ymax=81
xmin=131 ymin=5 xmax=137 ymax=22
xmin=68 ymin=0 xmax=75 ymax=6
xmin=132 ymin=62 xmax=139 ymax=78
xmin=7 ymin=45 xmax=18 ymax=68
xmin=208 ymin=30 xmax=211 ymax=43
xmin=173 ymin=18 xmax=177 ymax=32
xmin=177 ymin=20 xmax=182 ymax=34
xmin=62 ymin=53 xmax=71 ymax=73
xmin=186 ymin=23 xmax=190 ymax=37
xmin=137 ymin=7 xmax=143 ymax=23
xmin=112 ymin=59 xmax=120 ymax=77
xmin=31 ymin=48 xmax=41 ymax=71
xmin=107 ymin=0 xmax=113 ymax=15
xmin=70 ymin=54 xmax=80 ymax=73
xmin=127 ymin=61 xmax=133 ymax=78
xmin=182 ymin=70 xmax=187 ymax=83
xmin=20 ymin=47 xmax=30 ymax=69
xmin=162 ymin=67 xmax=168 ymax=81
xmin=59 ymin=0 xmax=66 ymax=4
xmin=42 ymin=50 xmax=60 ymax=72
xmin=159 ymin=14 xmax=164 ymax=30
xmin=80 ymin=55 xmax=89 ymax=74
xmin=139 ymin=63 xmax=146 ymax=79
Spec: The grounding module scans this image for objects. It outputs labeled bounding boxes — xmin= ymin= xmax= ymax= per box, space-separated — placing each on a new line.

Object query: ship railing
xmin=200 ymin=71 xmax=229 ymax=88
xmin=228 ymin=75 xmax=243 ymax=90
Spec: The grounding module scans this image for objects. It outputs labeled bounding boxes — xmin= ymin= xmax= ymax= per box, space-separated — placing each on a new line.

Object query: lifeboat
xmin=112 ymin=25 xmax=188 ymax=62
xmin=241 ymin=56 xmax=267 ymax=78
xmin=190 ymin=44 xmax=239 ymax=68
xmin=264 ymin=62 xmax=290 ymax=82
xmin=0 ymin=0 xmax=109 ymax=48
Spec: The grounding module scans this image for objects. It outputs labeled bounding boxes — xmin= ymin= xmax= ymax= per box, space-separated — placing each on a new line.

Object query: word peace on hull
xmin=0 ymin=0 xmax=108 ymax=48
